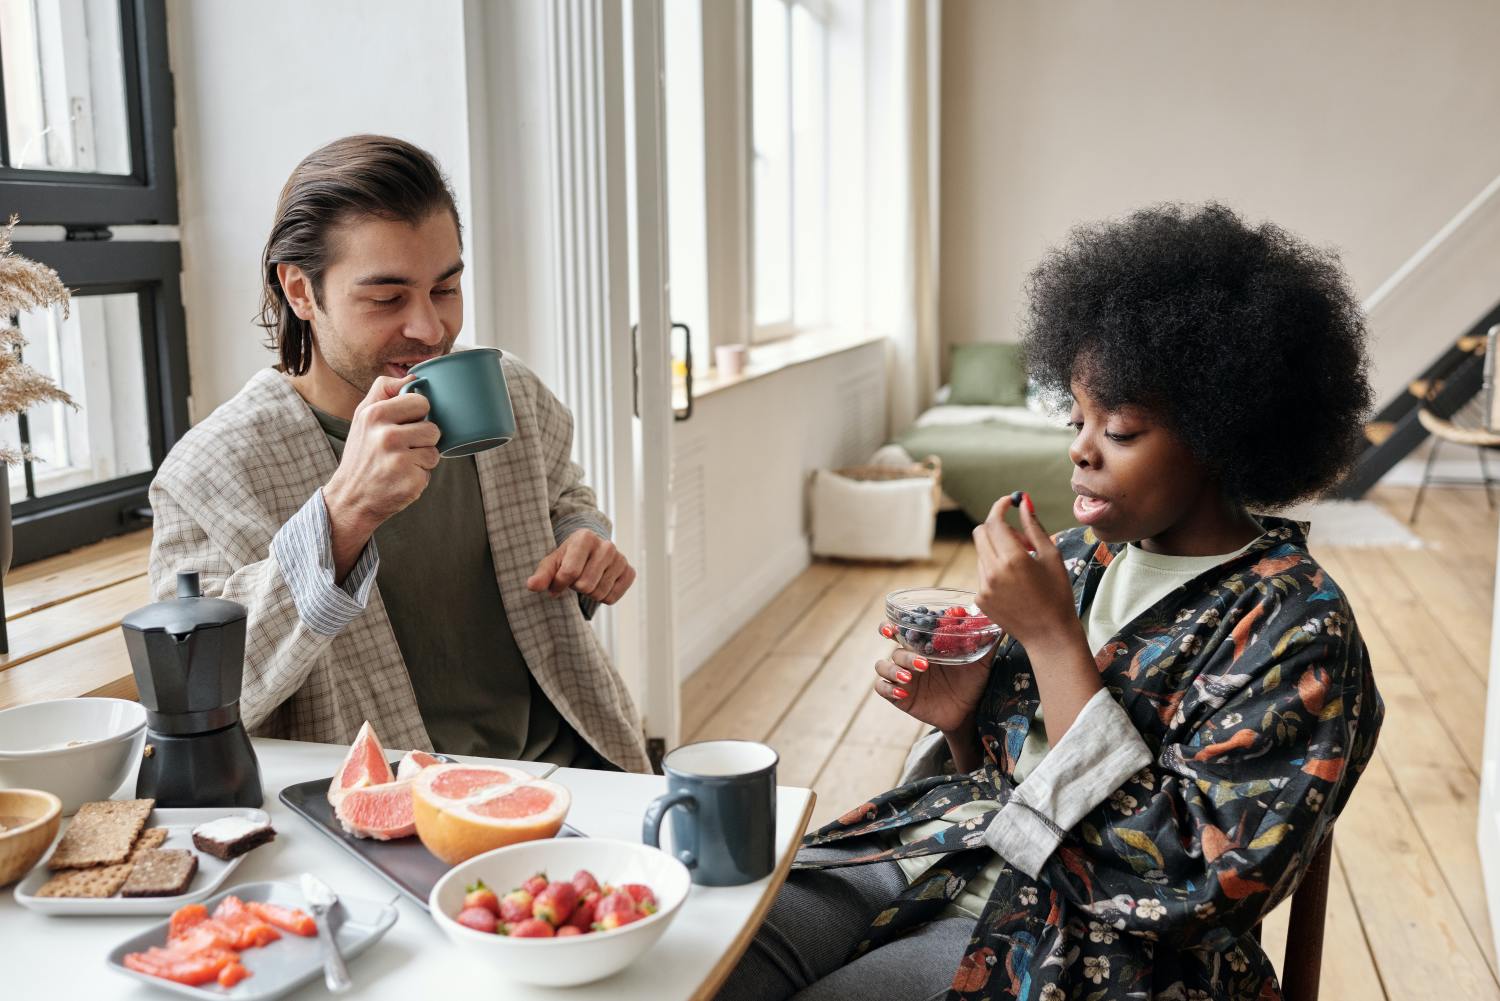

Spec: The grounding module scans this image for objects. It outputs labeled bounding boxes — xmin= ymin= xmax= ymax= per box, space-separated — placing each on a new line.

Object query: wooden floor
xmin=684 ymin=485 xmax=1500 ymax=1001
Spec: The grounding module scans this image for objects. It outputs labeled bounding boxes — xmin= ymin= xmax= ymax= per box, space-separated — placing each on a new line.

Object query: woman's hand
xmin=873 ymin=644 xmax=995 ymax=735
xmin=976 ymin=491 xmax=1102 ymax=741
xmin=973 ymin=492 xmax=1079 ymax=648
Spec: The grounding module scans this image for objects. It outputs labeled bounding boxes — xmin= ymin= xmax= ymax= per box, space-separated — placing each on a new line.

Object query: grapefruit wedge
xmin=396 ymin=749 xmax=444 ymax=781
xmin=334 ymin=780 xmax=417 ymax=840
xmin=412 ymin=763 xmax=570 ymax=864
xmin=327 ymin=720 xmax=396 ymax=809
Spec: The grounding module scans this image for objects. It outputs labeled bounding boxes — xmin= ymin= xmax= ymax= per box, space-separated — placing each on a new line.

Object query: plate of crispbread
xmin=13 ymin=800 xmax=273 ymax=915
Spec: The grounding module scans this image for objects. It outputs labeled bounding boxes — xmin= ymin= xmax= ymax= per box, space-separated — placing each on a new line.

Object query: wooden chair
xmin=1254 ymin=834 xmax=1334 ymax=1001
xmin=1409 ymin=391 xmax=1500 ymax=523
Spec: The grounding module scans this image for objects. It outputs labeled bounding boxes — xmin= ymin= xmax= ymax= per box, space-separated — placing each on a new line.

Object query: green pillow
xmin=948 ymin=342 xmax=1027 ymax=406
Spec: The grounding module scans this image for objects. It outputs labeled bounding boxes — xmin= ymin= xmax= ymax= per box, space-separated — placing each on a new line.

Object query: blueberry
xmin=923 ymin=641 xmax=936 ymax=655
xmin=913 ymin=605 xmax=930 ymax=615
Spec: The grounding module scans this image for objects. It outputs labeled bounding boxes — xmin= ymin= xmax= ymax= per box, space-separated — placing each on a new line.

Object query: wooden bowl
xmin=0 ymin=789 xmax=62 ymax=887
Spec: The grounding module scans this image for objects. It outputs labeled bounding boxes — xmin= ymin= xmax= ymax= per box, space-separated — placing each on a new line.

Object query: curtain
xmin=868 ymin=0 xmax=943 ymax=438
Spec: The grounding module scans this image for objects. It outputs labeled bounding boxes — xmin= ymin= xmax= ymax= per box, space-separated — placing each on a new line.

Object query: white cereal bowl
xmin=0 ymin=698 xmax=147 ymax=814
xmin=430 ymin=837 xmax=693 ymax=987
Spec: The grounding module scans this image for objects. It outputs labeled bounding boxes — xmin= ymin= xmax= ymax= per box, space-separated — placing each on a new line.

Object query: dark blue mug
xmin=642 ymin=740 xmax=778 ymax=886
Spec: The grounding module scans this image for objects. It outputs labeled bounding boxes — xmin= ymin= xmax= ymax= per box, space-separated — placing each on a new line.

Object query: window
xmin=0 ymin=0 xmax=183 ymax=563
xmin=0 ymin=0 xmax=176 ymax=222
xmin=751 ymin=0 xmax=828 ymax=340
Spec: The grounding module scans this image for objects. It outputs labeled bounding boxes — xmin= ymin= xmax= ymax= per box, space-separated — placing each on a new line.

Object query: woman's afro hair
xmin=1021 ymin=201 xmax=1374 ymax=509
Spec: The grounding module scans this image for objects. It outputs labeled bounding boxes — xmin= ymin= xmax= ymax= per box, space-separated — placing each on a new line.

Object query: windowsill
xmin=672 ymin=328 xmax=885 ymax=409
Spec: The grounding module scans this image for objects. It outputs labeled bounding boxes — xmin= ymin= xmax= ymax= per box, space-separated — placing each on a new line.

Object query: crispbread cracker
xmin=129 ymin=827 xmax=169 ymax=862
xmin=120 ymin=849 xmax=198 ymax=898
xmin=47 ymin=799 xmax=154 ymax=869
xmin=34 ymin=862 xmax=133 ymax=898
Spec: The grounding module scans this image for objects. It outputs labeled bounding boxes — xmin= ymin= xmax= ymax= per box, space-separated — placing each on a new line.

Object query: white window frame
xmin=749 ymin=0 xmax=831 ymax=344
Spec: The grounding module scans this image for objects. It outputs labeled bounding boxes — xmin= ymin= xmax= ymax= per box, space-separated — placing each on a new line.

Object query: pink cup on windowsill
xmin=715 ymin=344 xmax=748 ymax=378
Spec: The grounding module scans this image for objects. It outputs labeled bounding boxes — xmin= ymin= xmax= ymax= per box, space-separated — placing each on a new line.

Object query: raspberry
xmin=932 ymin=632 xmax=963 ymax=655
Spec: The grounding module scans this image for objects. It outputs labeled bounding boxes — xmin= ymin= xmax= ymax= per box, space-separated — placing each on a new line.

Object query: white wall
xmin=167 ymin=0 xmax=475 ymax=418
xmin=671 ymin=340 xmax=887 ymax=676
xmin=939 ymin=0 xmax=1500 ymax=404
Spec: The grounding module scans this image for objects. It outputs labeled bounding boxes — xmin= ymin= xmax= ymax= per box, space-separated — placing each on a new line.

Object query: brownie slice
xmin=191 ymin=816 xmax=276 ymax=860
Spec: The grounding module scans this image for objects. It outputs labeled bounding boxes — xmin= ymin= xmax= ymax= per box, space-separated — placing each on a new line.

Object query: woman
xmin=716 ymin=202 xmax=1383 ymax=1001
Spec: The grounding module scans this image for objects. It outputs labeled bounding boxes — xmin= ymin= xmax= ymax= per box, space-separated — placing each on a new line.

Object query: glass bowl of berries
xmin=881 ymin=587 xmax=1003 ymax=665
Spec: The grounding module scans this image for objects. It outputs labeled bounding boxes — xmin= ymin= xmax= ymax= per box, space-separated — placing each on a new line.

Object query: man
xmin=148 ymin=134 xmax=648 ymax=772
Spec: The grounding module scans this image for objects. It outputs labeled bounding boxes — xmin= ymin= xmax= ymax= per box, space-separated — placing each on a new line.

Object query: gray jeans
xmin=713 ymin=842 xmax=975 ymax=1001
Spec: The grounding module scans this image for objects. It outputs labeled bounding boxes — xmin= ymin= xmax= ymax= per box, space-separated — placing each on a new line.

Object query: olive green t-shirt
xmin=311 ymin=406 xmax=600 ymax=767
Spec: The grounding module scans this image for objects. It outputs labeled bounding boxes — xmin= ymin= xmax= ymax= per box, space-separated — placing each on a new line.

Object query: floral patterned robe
xmin=795 ymin=517 xmax=1383 ymax=1000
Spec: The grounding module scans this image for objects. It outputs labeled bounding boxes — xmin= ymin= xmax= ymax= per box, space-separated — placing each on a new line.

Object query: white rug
xmin=1267 ymin=499 xmax=1426 ymax=549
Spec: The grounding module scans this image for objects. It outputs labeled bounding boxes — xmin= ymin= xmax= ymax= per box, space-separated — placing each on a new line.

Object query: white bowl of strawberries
xmin=429 ymin=837 xmax=692 ymax=986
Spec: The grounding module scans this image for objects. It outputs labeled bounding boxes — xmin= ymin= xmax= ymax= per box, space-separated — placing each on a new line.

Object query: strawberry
xmin=532 ymin=882 xmax=578 ymax=926
xmin=499 ymin=889 xmax=534 ymax=924
xmin=944 ymin=606 xmax=969 ymax=618
xmin=522 ymin=873 xmax=549 ymax=897
xmin=464 ymin=880 xmax=500 ymax=916
xmin=619 ymin=883 xmax=658 ymax=914
xmin=510 ymin=918 xmax=555 ymax=938
xmin=566 ymin=897 xmax=597 ymax=932
xmin=595 ymin=907 xmax=644 ymax=931
xmin=556 ymin=925 xmax=584 ymax=937
xmin=456 ymin=906 xmax=498 ymax=933
xmin=571 ymin=869 xmax=601 ymax=898
xmin=594 ymin=890 xmax=641 ymax=930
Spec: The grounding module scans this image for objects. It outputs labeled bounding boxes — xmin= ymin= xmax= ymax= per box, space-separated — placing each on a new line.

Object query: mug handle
xmin=398 ymin=377 xmax=431 ymax=416
xmin=642 ymin=789 xmax=698 ymax=871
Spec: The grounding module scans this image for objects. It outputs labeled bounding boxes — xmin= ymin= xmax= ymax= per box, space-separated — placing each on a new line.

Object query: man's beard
xmin=312 ymin=316 xmax=454 ymax=396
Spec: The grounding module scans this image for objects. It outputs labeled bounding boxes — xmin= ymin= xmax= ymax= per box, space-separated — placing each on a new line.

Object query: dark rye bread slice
xmin=191 ymin=816 xmax=276 ymax=860
xmin=48 ymin=799 xmax=155 ymax=870
xmin=120 ymin=849 xmax=199 ymax=898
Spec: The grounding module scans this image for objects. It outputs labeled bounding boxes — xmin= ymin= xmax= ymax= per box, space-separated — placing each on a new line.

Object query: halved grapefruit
xmin=334 ymin=780 xmax=417 ymax=840
xmin=327 ymin=720 xmax=396 ymax=809
xmin=396 ymin=749 xmax=444 ymax=781
xmin=412 ymin=764 xmax=570 ymax=864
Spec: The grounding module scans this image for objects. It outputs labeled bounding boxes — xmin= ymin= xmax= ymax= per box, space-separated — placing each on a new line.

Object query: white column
xmin=541 ymin=0 xmax=641 ymax=682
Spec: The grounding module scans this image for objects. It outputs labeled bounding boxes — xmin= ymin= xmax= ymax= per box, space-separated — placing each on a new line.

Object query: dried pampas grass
xmin=0 ymin=215 xmax=76 ymax=464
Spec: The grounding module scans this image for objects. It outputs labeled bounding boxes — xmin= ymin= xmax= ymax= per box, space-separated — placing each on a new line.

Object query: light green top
xmin=896 ymin=537 xmax=1256 ymax=919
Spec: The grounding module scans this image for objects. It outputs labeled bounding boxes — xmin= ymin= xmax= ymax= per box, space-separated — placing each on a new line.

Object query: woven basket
xmin=828 ymin=455 xmax=943 ymax=508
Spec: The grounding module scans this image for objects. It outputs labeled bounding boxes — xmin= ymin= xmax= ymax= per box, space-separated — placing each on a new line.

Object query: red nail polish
xmin=913 ymin=657 xmax=929 ymax=672
xmin=1023 ymin=492 xmax=1035 ymax=514
xmin=896 ymin=669 xmax=912 ymax=683
xmin=892 ymin=687 xmax=909 ymax=699
xmin=879 ymin=623 xmax=895 ymax=639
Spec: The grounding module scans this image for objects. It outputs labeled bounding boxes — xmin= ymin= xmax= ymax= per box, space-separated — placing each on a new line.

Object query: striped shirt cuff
xmin=985 ymin=687 xmax=1154 ymax=878
xmin=553 ymin=511 xmax=611 ymax=548
xmin=270 ymin=489 xmax=380 ymax=637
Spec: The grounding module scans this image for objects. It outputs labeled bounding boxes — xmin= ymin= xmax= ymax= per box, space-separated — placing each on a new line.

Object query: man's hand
xmin=323 ymin=375 xmax=441 ymax=580
xmin=527 ymin=529 xmax=636 ymax=605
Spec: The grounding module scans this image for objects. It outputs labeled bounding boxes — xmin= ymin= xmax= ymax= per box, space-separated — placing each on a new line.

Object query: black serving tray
xmin=279 ymin=764 xmax=582 ymax=911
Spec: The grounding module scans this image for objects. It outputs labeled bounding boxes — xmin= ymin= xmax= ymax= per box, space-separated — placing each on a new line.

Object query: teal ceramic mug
xmin=398 ymin=348 xmax=517 ymax=457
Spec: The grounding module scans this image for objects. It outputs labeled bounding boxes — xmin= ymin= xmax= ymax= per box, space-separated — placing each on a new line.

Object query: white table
xmin=2 ymin=737 xmax=815 ymax=1000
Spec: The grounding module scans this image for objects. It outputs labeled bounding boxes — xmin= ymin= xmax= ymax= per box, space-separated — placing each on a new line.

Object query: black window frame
xmin=0 ymin=0 xmax=177 ymax=225
xmin=0 ymin=0 xmax=184 ymax=565
xmin=8 ymin=240 xmax=187 ymax=563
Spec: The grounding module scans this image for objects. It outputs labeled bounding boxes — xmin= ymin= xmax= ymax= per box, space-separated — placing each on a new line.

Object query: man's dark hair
xmin=1021 ymin=201 xmax=1374 ymax=509
xmin=257 ymin=134 xmax=462 ymax=375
